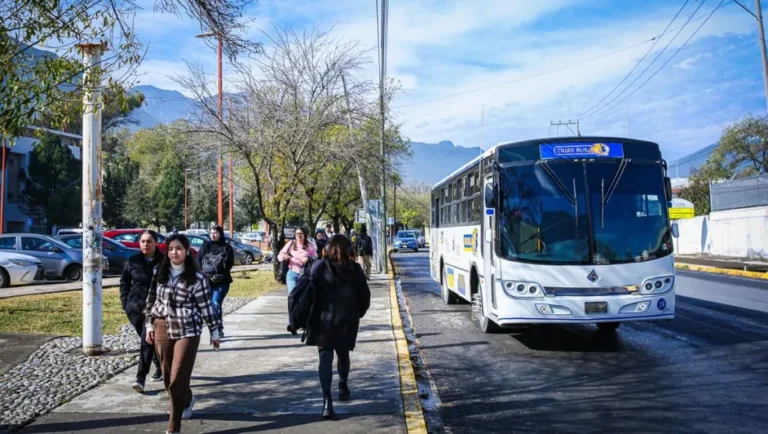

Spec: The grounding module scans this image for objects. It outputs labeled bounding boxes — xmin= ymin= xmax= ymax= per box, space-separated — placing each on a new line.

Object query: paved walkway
xmin=19 ymin=274 xmax=406 ymax=433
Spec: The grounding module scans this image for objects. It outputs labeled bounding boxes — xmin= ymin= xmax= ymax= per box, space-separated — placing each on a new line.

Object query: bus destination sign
xmin=540 ymin=142 xmax=624 ymax=160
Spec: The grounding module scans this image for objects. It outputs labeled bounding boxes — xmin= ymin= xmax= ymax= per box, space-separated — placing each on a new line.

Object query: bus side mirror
xmin=484 ymin=183 xmax=495 ymax=209
xmin=671 ymin=222 xmax=679 ymax=238
xmin=664 ymin=177 xmax=673 ymax=200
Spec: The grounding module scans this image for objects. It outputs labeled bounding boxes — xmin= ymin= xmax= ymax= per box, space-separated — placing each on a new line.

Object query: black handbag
xmin=277 ymin=241 xmax=293 ymax=284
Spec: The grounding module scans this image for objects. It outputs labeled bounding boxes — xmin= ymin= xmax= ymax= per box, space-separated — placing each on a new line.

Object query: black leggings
xmin=318 ymin=347 xmax=350 ymax=395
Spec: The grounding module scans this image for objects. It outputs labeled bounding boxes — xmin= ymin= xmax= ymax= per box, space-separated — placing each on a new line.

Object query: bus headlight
xmin=640 ymin=275 xmax=674 ymax=295
xmin=501 ymin=280 xmax=544 ymax=298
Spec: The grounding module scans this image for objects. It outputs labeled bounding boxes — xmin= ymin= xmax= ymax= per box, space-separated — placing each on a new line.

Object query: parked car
xmin=414 ymin=230 xmax=426 ymax=248
xmin=104 ymin=229 xmax=166 ymax=252
xmin=57 ymin=235 xmax=139 ymax=276
xmin=393 ymin=231 xmax=419 ymax=253
xmin=225 ymin=236 xmax=262 ymax=264
xmin=184 ymin=234 xmax=209 ymax=256
xmin=239 ymin=232 xmax=266 ymax=244
xmin=0 ymin=234 xmax=107 ymax=281
xmin=56 ymin=228 xmax=83 ymax=237
xmin=0 ymin=251 xmax=45 ymax=288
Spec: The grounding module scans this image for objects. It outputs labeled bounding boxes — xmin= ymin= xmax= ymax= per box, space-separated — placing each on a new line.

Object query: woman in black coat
xmin=305 ymin=234 xmax=370 ymax=419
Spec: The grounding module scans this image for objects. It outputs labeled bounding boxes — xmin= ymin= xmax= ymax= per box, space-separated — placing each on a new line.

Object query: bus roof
xmin=432 ymin=136 xmax=660 ymax=190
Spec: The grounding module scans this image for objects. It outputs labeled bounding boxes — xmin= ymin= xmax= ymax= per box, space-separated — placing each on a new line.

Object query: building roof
xmin=26 ymin=125 xmax=83 ymax=141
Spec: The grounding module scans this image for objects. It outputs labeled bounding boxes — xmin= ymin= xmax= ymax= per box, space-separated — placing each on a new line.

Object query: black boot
xmin=322 ymin=394 xmax=335 ymax=419
xmin=339 ymin=382 xmax=350 ymax=401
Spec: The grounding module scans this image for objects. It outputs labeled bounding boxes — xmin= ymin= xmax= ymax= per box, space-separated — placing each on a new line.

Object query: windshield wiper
xmin=540 ymin=162 xmax=576 ymax=204
xmin=600 ymin=159 xmax=629 ymax=228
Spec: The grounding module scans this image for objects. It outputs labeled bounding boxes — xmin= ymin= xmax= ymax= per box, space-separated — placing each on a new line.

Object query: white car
xmin=0 ymin=251 xmax=45 ymax=288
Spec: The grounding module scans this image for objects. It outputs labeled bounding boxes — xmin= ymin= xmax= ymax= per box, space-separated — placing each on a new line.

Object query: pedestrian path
xmin=19 ymin=274 xmax=406 ymax=433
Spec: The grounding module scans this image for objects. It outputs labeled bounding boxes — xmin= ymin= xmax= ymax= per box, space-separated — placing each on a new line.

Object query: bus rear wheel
xmin=597 ymin=322 xmax=621 ymax=332
xmin=441 ymin=267 xmax=459 ymax=305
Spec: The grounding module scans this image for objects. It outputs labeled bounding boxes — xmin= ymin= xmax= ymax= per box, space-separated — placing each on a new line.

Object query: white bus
xmin=429 ymin=137 xmax=679 ymax=333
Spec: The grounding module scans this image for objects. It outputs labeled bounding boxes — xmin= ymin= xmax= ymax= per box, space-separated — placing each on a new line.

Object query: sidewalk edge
xmin=387 ymin=252 xmax=428 ymax=434
xmin=675 ymin=262 xmax=768 ymax=280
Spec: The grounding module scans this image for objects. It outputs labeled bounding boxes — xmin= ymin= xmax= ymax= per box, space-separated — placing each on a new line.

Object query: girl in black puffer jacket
xmin=119 ymin=230 xmax=165 ymax=392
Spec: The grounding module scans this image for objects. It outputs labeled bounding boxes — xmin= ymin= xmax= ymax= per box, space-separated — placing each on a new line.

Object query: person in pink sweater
xmin=278 ymin=227 xmax=317 ymax=333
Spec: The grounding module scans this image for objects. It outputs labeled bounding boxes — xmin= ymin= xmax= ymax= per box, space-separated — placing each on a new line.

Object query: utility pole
xmin=196 ymin=32 xmax=224 ymax=227
xmin=481 ymin=105 xmax=485 ymax=148
xmin=378 ymin=0 xmax=389 ymax=273
xmin=757 ymin=0 xmax=768 ymax=112
xmin=550 ymin=120 xmax=581 ymax=137
xmin=184 ymin=169 xmax=190 ymax=230
xmin=78 ymin=41 xmax=107 ymax=356
xmin=624 ymin=107 xmax=630 ymax=137
xmin=736 ymin=1 xmax=768 ymax=111
xmin=227 ymin=99 xmax=234 ymax=237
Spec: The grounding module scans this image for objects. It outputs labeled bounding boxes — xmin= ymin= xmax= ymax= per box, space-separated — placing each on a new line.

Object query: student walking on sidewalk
xmin=305 ymin=235 xmax=371 ymax=419
xmin=278 ymin=227 xmax=317 ymax=333
xmin=196 ymin=226 xmax=235 ymax=336
xmin=120 ymin=230 xmax=164 ymax=393
xmin=145 ymin=234 xmax=222 ymax=434
xmin=355 ymin=228 xmax=373 ymax=279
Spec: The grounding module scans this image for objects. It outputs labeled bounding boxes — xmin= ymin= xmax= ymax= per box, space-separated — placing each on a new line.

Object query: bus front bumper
xmin=492 ymin=291 xmax=675 ymax=325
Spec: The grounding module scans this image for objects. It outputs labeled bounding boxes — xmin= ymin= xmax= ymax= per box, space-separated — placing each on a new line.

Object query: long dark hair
xmin=293 ymin=226 xmax=310 ymax=251
xmin=326 ymin=234 xmax=354 ymax=265
xmin=157 ymin=234 xmax=198 ymax=285
xmin=210 ymin=225 xmax=226 ymax=244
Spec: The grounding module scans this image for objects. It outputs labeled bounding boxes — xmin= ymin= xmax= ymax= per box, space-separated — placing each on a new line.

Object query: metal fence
xmin=710 ymin=174 xmax=768 ymax=212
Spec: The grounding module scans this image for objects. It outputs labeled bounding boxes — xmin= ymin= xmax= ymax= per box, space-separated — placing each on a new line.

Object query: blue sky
xmin=133 ymin=0 xmax=766 ymax=161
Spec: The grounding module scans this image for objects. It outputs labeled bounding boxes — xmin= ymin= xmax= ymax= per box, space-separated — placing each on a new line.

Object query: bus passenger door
xmin=482 ymin=176 xmax=496 ymax=313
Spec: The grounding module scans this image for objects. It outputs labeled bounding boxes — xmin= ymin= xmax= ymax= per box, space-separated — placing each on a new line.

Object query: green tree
xmin=155 ymin=159 xmax=185 ymax=230
xmin=679 ymin=114 xmax=768 ymax=215
xmin=103 ymin=151 xmax=140 ymax=228
xmin=1 ymin=0 xmax=260 ymax=140
xmin=20 ymin=132 xmax=81 ymax=232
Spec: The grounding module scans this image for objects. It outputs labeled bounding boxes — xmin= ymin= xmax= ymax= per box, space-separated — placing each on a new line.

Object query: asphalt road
xmin=393 ymin=251 xmax=768 ymax=434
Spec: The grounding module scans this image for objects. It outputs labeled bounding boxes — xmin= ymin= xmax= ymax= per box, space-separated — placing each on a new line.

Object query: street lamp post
xmin=196 ymin=31 xmax=224 ymax=226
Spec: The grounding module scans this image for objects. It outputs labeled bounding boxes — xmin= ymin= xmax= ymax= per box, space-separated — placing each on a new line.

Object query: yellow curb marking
xmin=675 ymin=262 xmax=768 ymax=280
xmin=388 ymin=250 xmax=428 ymax=434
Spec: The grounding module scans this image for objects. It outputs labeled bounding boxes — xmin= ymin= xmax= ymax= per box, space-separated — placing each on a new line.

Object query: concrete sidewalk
xmin=675 ymin=254 xmax=768 ymax=272
xmin=19 ymin=274 xmax=407 ymax=434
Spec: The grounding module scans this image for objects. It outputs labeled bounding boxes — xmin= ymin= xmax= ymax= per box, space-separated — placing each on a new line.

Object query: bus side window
xmin=484 ymin=182 xmax=495 ymax=209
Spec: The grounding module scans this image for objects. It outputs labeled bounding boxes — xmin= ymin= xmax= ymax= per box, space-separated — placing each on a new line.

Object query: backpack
xmin=202 ymin=244 xmax=227 ymax=282
xmin=277 ymin=241 xmax=293 ymax=284
xmin=357 ymin=236 xmax=371 ymax=255
xmin=288 ymin=267 xmax=315 ymax=334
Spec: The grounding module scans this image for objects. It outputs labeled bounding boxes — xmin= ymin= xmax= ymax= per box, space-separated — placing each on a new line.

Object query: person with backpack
xmin=278 ymin=227 xmax=317 ymax=333
xmin=355 ymin=228 xmax=373 ymax=279
xmin=296 ymin=235 xmax=370 ymax=419
xmin=120 ymin=230 xmax=164 ymax=393
xmin=196 ymin=226 xmax=235 ymax=336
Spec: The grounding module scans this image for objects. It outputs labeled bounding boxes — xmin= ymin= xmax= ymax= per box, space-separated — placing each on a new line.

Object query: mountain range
xmin=129 ymin=86 xmax=481 ymax=186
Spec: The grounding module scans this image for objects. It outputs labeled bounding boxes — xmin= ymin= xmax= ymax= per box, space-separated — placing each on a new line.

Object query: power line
xmin=392 ymin=1 xmax=734 ymax=110
xmin=588 ymin=0 xmax=726 ymax=120
xmin=576 ymin=0 xmax=691 ymax=119
xmin=582 ymin=0 xmax=709 ymax=120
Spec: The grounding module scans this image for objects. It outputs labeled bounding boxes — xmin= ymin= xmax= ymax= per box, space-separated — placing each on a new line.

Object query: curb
xmin=675 ymin=262 xmax=768 ymax=280
xmin=387 ymin=251 xmax=428 ymax=434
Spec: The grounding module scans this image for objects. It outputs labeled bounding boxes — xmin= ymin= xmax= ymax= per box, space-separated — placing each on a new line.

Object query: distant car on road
xmin=393 ymin=231 xmax=419 ymax=253
xmin=0 ymin=251 xmax=45 ymax=288
xmin=0 ymin=234 xmax=107 ymax=281
xmin=57 ymin=235 xmax=138 ymax=275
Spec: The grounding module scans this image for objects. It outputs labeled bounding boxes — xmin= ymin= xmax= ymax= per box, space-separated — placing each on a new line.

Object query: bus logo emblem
xmin=587 ymin=270 xmax=599 ymax=283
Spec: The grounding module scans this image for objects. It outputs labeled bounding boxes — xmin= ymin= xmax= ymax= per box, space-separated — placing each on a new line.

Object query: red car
xmin=103 ymin=229 xmax=198 ymax=259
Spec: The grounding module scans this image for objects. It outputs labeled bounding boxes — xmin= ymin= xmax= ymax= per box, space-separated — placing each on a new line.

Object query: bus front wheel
xmin=474 ymin=289 xmax=500 ymax=333
xmin=597 ymin=322 xmax=621 ymax=332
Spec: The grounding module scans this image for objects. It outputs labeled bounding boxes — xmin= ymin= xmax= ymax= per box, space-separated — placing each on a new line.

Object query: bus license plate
xmin=585 ymin=302 xmax=608 ymax=314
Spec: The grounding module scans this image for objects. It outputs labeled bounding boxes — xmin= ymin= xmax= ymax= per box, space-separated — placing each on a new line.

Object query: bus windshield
xmin=498 ymin=160 xmax=672 ymax=265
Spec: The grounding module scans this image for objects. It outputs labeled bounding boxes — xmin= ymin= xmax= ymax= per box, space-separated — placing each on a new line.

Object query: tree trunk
xmin=356 ymin=164 xmax=372 ymax=234
xmin=269 ymin=222 xmax=284 ymax=282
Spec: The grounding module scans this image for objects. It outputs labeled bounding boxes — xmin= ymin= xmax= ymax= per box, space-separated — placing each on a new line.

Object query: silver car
xmin=0 ymin=234 xmax=108 ymax=281
xmin=0 ymin=251 xmax=45 ymax=288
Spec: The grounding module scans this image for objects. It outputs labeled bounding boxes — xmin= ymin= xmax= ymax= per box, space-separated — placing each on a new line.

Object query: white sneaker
xmin=181 ymin=394 xmax=195 ymax=420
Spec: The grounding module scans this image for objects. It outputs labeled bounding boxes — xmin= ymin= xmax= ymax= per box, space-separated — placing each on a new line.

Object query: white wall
xmin=673 ymin=206 xmax=768 ymax=259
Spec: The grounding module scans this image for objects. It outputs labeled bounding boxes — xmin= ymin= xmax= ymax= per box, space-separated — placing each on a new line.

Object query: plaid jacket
xmin=144 ymin=271 xmax=222 ymax=340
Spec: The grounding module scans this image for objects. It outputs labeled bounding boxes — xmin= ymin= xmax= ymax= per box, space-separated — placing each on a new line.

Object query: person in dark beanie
xmin=197 ymin=226 xmax=235 ymax=336
xmin=120 ymin=230 xmax=165 ymax=393
xmin=305 ymin=235 xmax=371 ymax=419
